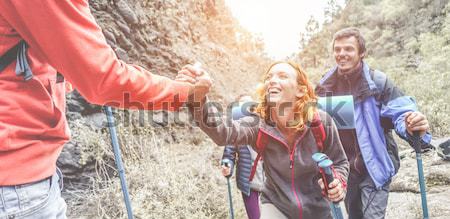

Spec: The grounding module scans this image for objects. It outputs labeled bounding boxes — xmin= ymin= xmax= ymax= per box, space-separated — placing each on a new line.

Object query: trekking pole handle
xmin=319 ymin=159 xmax=335 ymax=197
xmin=413 ymin=131 xmax=422 ymax=153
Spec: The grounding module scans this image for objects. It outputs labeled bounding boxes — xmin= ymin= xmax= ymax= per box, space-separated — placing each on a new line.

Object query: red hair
xmin=255 ymin=61 xmax=317 ymax=131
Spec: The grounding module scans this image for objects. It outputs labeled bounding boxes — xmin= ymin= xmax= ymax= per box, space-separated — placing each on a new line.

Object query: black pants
xmin=345 ymin=172 xmax=391 ymax=219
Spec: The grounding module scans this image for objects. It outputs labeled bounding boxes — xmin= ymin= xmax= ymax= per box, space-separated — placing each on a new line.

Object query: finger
xmin=404 ymin=112 xmax=412 ymax=123
xmin=175 ymin=77 xmax=196 ymax=84
xmin=184 ymin=65 xmax=204 ymax=76
xmin=329 ymin=190 xmax=344 ymax=202
xmin=178 ymin=69 xmax=198 ymax=78
xmin=328 ymin=179 xmax=340 ymax=189
xmin=328 ymin=186 xmax=344 ymax=199
xmin=406 ymin=112 xmax=418 ymax=124
xmin=197 ymin=79 xmax=212 ymax=88
xmin=410 ymin=124 xmax=429 ymax=132
xmin=176 ymin=74 xmax=197 ymax=84
xmin=409 ymin=120 xmax=428 ymax=129
xmin=317 ymin=178 xmax=325 ymax=189
xmin=408 ymin=115 xmax=426 ymax=127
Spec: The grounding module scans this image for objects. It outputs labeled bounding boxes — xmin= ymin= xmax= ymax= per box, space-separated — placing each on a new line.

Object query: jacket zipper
xmin=259 ymin=129 xmax=305 ymax=219
xmin=291 ymin=136 xmax=304 ymax=219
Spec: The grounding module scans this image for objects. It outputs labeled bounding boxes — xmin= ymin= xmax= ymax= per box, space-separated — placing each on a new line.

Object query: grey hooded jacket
xmin=192 ymin=102 xmax=349 ymax=219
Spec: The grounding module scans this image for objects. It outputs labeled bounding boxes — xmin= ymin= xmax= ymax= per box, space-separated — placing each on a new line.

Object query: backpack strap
xmin=370 ymin=69 xmax=395 ymax=129
xmin=249 ymin=130 xmax=268 ymax=181
xmin=310 ymin=112 xmax=326 ymax=152
xmin=370 ymin=69 xmax=387 ymax=102
xmin=0 ymin=40 xmax=34 ymax=81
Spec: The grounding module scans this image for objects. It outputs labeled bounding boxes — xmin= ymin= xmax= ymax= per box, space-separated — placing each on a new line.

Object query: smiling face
xmin=333 ymin=36 xmax=364 ymax=73
xmin=264 ymin=63 xmax=305 ymax=106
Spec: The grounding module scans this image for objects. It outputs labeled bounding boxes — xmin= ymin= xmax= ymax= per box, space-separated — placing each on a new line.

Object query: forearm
xmin=191 ymin=100 xmax=259 ymax=146
xmin=0 ymin=0 xmax=189 ymax=110
xmin=222 ymin=145 xmax=237 ymax=163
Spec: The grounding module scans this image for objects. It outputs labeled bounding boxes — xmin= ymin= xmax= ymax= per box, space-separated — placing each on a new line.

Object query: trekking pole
xmin=221 ymin=159 xmax=235 ymax=219
xmin=312 ymin=153 xmax=344 ymax=219
xmin=104 ymin=106 xmax=134 ymax=219
xmin=412 ymin=131 xmax=429 ymax=219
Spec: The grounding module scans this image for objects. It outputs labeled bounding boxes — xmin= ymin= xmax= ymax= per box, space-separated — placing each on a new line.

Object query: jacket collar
xmin=316 ymin=61 xmax=380 ymax=103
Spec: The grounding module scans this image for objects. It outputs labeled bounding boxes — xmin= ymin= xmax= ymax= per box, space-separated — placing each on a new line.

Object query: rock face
xmin=58 ymin=0 xmax=269 ymax=188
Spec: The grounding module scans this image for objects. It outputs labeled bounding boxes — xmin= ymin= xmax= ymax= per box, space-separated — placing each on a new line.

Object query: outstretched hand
xmin=318 ymin=178 xmax=346 ymax=202
xmin=175 ymin=63 xmax=212 ymax=104
xmin=405 ymin=111 xmax=429 ymax=137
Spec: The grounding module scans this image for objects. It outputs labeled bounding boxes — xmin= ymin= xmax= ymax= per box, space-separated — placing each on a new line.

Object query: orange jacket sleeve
xmin=0 ymin=0 xmax=190 ymax=110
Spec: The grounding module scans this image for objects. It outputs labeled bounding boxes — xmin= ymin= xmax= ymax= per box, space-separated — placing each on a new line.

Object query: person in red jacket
xmin=0 ymin=1 xmax=211 ymax=218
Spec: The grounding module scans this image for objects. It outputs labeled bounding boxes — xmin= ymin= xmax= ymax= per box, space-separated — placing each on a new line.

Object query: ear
xmin=296 ymin=86 xmax=306 ymax=98
xmin=359 ymin=52 xmax=365 ymax=59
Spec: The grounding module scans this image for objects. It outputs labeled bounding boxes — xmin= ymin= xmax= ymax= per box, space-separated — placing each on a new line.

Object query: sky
xmin=224 ymin=0 xmax=346 ymax=59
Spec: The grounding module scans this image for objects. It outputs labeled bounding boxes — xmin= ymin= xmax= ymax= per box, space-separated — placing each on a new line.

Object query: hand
xmin=176 ymin=64 xmax=212 ymax=104
xmin=318 ymin=178 xmax=345 ymax=202
xmin=221 ymin=165 xmax=231 ymax=177
xmin=405 ymin=111 xmax=429 ymax=137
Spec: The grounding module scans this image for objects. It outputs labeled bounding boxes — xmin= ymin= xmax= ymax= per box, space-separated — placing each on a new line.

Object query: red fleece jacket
xmin=0 ymin=0 xmax=190 ymax=185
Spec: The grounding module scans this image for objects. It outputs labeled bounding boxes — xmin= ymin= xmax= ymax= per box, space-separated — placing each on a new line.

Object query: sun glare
xmin=225 ymin=0 xmax=345 ymax=59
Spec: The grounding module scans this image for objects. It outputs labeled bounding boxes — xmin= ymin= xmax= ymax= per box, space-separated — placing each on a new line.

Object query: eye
xmin=279 ymin=73 xmax=288 ymax=79
xmin=345 ymin=46 xmax=355 ymax=52
xmin=264 ymin=73 xmax=273 ymax=81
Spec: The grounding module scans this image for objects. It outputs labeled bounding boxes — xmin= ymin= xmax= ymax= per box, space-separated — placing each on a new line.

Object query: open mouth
xmin=267 ymin=87 xmax=281 ymax=95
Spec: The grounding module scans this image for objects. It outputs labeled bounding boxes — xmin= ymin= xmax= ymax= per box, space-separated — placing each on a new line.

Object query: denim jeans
xmin=0 ymin=169 xmax=67 ymax=219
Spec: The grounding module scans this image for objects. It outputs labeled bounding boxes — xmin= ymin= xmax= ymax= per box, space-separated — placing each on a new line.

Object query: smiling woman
xmin=256 ymin=61 xmax=316 ymax=132
xmin=191 ymin=61 xmax=349 ymax=219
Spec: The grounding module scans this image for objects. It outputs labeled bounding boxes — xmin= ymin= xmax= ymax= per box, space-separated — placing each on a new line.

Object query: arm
xmin=0 ymin=0 xmax=190 ymax=110
xmin=322 ymin=112 xmax=349 ymax=186
xmin=190 ymin=99 xmax=260 ymax=147
xmin=379 ymin=78 xmax=431 ymax=146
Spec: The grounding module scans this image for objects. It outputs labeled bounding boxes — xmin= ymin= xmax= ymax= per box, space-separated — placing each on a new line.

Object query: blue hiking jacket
xmin=316 ymin=62 xmax=431 ymax=188
xmin=221 ymin=103 xmax=263 ymax=196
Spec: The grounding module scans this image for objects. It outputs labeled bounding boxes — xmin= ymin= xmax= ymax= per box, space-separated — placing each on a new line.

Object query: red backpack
xmin=249 ymin=112 xmax=326 ymax=181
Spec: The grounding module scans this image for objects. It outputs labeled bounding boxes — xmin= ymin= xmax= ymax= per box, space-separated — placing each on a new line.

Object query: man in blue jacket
xmin=315 ymin=27 xmax=431 ymax=219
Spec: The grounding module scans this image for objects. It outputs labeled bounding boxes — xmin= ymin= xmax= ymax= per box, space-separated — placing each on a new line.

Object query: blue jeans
xmin=0 ymin=169 xmax=67 ymax=219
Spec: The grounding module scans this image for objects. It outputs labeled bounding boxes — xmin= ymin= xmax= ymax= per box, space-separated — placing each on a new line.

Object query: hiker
xmin=315 ymin=27 xmax=431 ymax=219
xmin=182 ymin=61 xmax=349 ymax=219
xmin=220 ymin=94 xmax=264 ymax=219
xmin=0 ymin=1 xmax=211 ymax=218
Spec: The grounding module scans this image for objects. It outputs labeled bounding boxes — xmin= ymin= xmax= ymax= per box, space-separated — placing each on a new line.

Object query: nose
xmin=337 ymin=49 xmax=346 ymax=57
xmin=267 ymin=76 xmax=279 ymax=85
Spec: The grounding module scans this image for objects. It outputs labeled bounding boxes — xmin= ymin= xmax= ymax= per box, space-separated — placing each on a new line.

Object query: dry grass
xmin=64 ymin=113 xmax=248 ymax=218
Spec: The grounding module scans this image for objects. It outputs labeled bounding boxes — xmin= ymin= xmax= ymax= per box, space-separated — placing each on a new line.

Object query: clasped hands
xmin=175 ymin=63 xmax=213 ymax=103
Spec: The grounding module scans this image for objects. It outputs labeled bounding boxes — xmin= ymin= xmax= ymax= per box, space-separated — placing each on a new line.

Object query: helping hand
xmin=175 ymin=63 xmax=212 ymax=103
